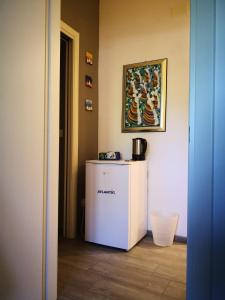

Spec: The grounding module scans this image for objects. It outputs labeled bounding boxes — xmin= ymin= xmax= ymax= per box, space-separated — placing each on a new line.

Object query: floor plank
xmin=58 ymin=237 xmax=186 ymax=300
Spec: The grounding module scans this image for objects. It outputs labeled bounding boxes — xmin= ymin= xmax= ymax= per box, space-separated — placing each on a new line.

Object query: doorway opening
xmin=58 ymin=21 xmax=79 ymax=239
xmin=58 ymin=32 xmax=70 ymax=237
xmin=57 ymin=16 xmax=187 ymax=300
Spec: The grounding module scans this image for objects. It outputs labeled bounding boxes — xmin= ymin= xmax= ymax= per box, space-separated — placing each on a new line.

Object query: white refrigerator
xmin=85 ymin=160 xmax=147 ymax=250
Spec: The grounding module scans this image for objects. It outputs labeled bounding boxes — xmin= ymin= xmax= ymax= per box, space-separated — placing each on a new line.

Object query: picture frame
xmin=85 ymin=75 xmax=93 ymax=88
xmin=85 ymin=51 xmax=93 ymax=65
xmin=122 ymin=58 xmax=167 ymax=132
xmin=85 ymin=99 xmax=93 ymax=111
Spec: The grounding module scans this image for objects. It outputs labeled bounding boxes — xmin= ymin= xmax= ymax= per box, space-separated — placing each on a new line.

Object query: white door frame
xmin=45 ymin=4 xmax=80 ymax=299
xmin=60 ymin=21 xmax=79 ymax=239
xmin=44 ymin=1 xmax=60 ymax=299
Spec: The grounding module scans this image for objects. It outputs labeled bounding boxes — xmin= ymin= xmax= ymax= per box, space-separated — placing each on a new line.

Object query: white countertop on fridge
xmin=86 ymin=160 xmax=147 ymax=165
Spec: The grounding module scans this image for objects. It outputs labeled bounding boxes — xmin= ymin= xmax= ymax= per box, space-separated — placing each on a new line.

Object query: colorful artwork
xmin=85 ymin=51 xmax=93 ymax=65
xmin=122 ymin=58 xmax=167 ymax=132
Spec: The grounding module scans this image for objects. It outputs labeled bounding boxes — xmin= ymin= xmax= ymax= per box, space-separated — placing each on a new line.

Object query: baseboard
xmin=147 ymin=230 xmax=187 ymax=243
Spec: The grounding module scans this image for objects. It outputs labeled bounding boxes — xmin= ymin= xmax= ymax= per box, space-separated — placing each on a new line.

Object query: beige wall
xmin=61 ymin=0 xmax=99 ymax=229
xmin=99 ymin=0 xmax=189 ymax=236
xmin=0 ymin=0 xmax=48 ymax=299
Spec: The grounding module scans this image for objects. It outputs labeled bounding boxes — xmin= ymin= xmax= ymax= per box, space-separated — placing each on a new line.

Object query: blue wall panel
xmin=188 ymin=0 xmax=215 ymax=299
xmin=213 ymin=0 xmax=225 ymax=298
xmin=188 ymin=0 xmax=225 ymax=299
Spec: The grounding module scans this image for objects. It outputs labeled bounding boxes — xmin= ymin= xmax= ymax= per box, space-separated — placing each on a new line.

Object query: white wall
xmin=99 ymin=0 xmax=189 ymax=236
xmin=0 ymin=1 xmax=49 ymax=299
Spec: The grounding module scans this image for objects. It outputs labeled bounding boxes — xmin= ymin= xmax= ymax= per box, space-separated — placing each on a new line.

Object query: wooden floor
xmin=58 ymin=237 xmax=186 ymax=300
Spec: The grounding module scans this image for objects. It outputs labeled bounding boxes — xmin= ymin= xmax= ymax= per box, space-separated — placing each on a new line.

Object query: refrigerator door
xmin=85 ymin=162 xmax=130 ymax=249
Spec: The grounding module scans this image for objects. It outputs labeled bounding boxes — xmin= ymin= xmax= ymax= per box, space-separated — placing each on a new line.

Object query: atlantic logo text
xmin=97 ymin=190 xmax=116 ymax=195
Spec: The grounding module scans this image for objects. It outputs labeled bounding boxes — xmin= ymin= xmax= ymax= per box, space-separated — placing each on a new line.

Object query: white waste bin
xmin=150 ymin=211 xmax=179 ymax=247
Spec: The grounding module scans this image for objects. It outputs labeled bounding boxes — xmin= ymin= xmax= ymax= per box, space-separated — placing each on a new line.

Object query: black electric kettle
xmin=132 ymin=138 xmax=147 ymax=161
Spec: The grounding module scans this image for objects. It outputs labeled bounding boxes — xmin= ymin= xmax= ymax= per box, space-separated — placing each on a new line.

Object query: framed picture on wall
xmin=85 ymin=99 xmax=93 ymax=111
xmin=85 ymin=75 xmax=93 ymax=88
xmin=122 ymin=58 xmax=167 ymax=132
xmin=85 ymin=51 xmax=93 ymax=65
